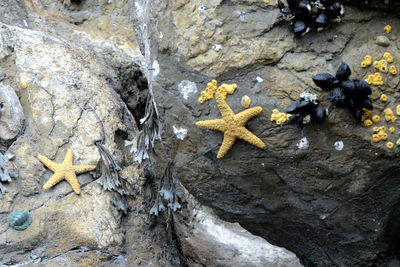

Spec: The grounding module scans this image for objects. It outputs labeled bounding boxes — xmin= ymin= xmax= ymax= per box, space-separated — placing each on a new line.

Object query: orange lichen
xmin=198 ymin=80 xmax=237 ymax=103
xmin=389 ymin=127 xmax=395 ymax=133
xmin=390 ymin=65 xmax=397 ymax=75
xmin=386 ymin=142 xmax=394 ymax=149
xmin=372 ymin=115 xmax=381 ymax=123
xmin=20 ymin=81 xmax=27 ymax=89
xmin=380 ymin=94 xmax=388 ymax=102
xmin=372 ymin=134 xmax=381 ymax=143
xmin=384 ymin=25 xmax=392 ymax=34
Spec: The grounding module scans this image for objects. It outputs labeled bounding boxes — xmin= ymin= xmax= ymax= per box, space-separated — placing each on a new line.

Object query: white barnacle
xmin=297 ymin=137 xmax=309 ymax=150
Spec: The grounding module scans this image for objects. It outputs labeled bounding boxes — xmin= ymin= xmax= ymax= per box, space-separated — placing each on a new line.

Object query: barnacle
xmin=270 ymin=109 xmax=290 ymax=125
xmin=397 ymin=105 xmax=400 ymax=115
xmin=380 ymin=65 xmax=388 ymax=73
xmin=390 ymin=65 xmax=397 ymax=75
xmin=366 ymin=73 xmax=384 ymax=85
xmin=364 ymin=119 xmax=373 ymax=127
xmin=386 ymin=142 xmax=394 ymax=149
xmin=361 ymin=55 xmax=372 ymax=68
xmin=380 ymin=126 xmax=387 ymax=132
xmin=380 ymin=94 xmax=388 ymax=102
xmin=383 ymin=52 xmax=393 ymax=63
xmin=372 ymin=115 xmax=380 ymax=123
xmin=270 ymin=113 xmax=280 ymax=121
xmin=384 ymin=25 xmax=392 ymax=34
xmin=361 ymin=108 xmax=372 ymax=121
xmin=389 ymin=127 xmax=395 ymax=133
xmin=372 ymin=134 xmax=380 ymax=143
xmin=373 ymin=126 xmax=380 ymax=132
xmin=392 ymin=116 xmax=397 ymax=122
xmin=397 ymin=138 xmax=400 ymax=146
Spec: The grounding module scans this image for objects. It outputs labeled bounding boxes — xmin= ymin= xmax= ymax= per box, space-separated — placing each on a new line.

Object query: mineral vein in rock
xmin=196 ymin=92 xmax=265 ymax=158
xmin=38 ymin=149 xmax=96 ymax=194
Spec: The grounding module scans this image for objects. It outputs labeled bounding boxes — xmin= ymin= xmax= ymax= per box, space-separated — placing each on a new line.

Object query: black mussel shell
xmin=315 ymin=13 xmax=328 ymax=27
xmin=327 ymin=2 xmax=342 ymax=18
xmin=311 ymin=107 xmax=328 ymax=124
xmin=312 ymin=73 xmax=339 ymax=90
xmin=287 ymin=0 xmax=299 ymax=10
xmin=341 ymin=80 xmax=356 ymax=95
xmin=328 ymin=87 xmax=346 ymax=107
xmin=278 ymin=0 xmax=286 ymax=9
xmin=286 ymin=98 xmax=317 ymax=114
xmin=360 ymin=97 xmax=373 ymax=110
xmin=353 ymin=78 xmax=372 ymax=96
xmin=336 ymin=62 xmax=351 ymax=81
xmin=289 ymin=114 xmax=305 ymax=124
xmin=293 ymin=20 xmax=307 ymax=35
xmin=350 ymin=107 xmax=363 ymax=121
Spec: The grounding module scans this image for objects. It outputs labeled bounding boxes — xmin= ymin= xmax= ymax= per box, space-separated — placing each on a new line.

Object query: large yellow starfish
xmin=38 ymin=149 xmax=96 ymax=194
xmin=196 ymin=92 xmax=265 ymax=158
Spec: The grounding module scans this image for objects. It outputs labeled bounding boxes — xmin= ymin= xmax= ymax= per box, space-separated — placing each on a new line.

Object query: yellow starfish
xmin=196 ymin=92 xmax=265 ymax=158
xmin=38 ymin=149 xmax=96 ymax=194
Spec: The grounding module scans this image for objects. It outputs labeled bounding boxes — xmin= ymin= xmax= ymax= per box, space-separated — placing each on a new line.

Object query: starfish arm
xmin=65 ymin=171 xmax=81 ymax=194
xmin=64 ymin=149 xmax=74 ymax=165
xmin=234 ymin=106 xmax=263 ymax=126
xmin=196 ymin=119 xmax=227 ymax=132
xmin=43 ymin=171 xmax=65 ymax=190
xmin=217 ymin=134 xmax=237 ymax=159
xmin=236 ymin=127 xmax=266 ymax=149
xmin=38 ymin=155 xmax=60 ymax=172
xmin=73 ymin=164 xmax=97 ymax=174
xmin=215 ymin=92 xmax=235 ymax=119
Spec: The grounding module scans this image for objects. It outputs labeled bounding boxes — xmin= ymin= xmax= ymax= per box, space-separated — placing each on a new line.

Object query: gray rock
xmin=0 ymin=83 xmax=25 ymax=146
xmin=376 ymin=35 xmax=390 ymax=47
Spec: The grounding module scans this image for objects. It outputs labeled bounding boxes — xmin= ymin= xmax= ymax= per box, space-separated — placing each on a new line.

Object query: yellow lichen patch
xmin=372 ymin=115 xmax=381 ymax=123
xmin=20 ymin=81 xmax=27 ymax=89
xmin=392 ymin=116 xmax=397 ymax=122
xmin=383 ymin=52 xmax=393 ymax=63
xmin=361 ymin=55 xmax=372 ymax=68
xmin=198 ymin=80 xmax=237 ymax=103
xmin=241 ymin=95 xmax=251 ymax=108
xmin=380 ymin=94 xmax=388 ymax=102
xmin=386 ymin=142 xmax=394 ymax=149
xmin=397 ymin=138 xmax=400 ymax=146
xmin=390 ymin=65 xmax=397 ymax=75
xmin=364 ymin=119 xmax=372 ymax=127
xmin=374 ymin=59 xmax=388 ymax=73
xmin=372 ymin=134 xmax=381 ymax=143
xmin=384 ymin=25 xmax=392 ymax=34
xmin=366 ymin=72 xmax=383 ymax=85
xmin=270 ymin=109 xmax=290 ymax=125
xmin=373 ymin=126 xmax=380 ymax=132
xmin=396 ymin=105 xmax=400 ymax=116
xmin=264 ymin=0 xmax=269 ymax=3
xmin=389 ymin=127 xmax=395 ymax=133
xmin=380 ymin=126 xmax=387 ymax=132
xmin=384 ymin=108 xmax=394 ymax=121
xmin=198 ymin=80 xmax=218 ymax=103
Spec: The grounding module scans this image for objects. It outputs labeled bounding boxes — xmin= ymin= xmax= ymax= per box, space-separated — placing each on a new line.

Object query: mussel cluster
xmin=286 ymin=91 xmax=329 ymax=125
xmin=312 ymin=62 xmax=373 ymax=121
xmin=277 ymin=0 xmax=344 ymax=36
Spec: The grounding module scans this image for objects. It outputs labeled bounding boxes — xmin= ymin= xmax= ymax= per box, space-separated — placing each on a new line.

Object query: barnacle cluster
xmin=150 ymin=162 xmax=183 ymax=216
xmin=384 ymin=25 xmax=392 ymax=34
xmin=286 ymin=91 xmax=328 ymax=125
xmin=361 ymin=55 xmax=372 ymax=68
xmin=365 ymin=72 xmax=383 ymax=86
xmin=312 ymin=62 xmax=373 ymax=121
xmin=270 ymin=108 xmax=291 ymax=125
xmin=276 ymin=0 xmax=344 ymax=36
xmin=198 ymin=80 xmax=237 ymax=103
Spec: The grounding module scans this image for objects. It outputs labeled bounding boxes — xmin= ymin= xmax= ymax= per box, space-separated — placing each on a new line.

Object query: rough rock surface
xmin=136 ymin=1 xmax=400 ymax=266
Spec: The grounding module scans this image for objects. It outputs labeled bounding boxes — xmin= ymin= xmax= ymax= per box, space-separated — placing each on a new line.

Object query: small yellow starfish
xmin=196 ymin=92 xmax=265 ymax=158
xmin=38 ymin=149 xmax=96 ymax=194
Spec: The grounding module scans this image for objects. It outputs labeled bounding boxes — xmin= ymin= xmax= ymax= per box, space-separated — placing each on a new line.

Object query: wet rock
xmin=376 ymin=35 xmax=390 ymax=47
xmin=0 ymin=83 xmax=25 ymax=146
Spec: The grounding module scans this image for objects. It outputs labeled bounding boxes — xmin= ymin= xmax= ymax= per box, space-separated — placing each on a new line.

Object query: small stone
xmin=376 ymin=36 xmax=390 ymax=47
xmin=241 ymin=95 xmax=251 ymax=108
